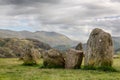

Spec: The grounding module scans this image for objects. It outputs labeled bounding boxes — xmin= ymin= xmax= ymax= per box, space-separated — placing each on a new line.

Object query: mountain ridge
xmin=0 ymin=29 xmax=79 ymax=47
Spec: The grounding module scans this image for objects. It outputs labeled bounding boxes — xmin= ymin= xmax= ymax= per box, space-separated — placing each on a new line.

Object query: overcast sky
xmin=0 ymin=0 xmax=120 ymax=42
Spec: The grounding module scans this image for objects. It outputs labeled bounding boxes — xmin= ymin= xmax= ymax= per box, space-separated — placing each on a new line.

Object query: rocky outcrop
xmin=43 ymin=49 xmax=65 ymax=68
xmin=84 ymin=28 xmax=114 ymax=67
xmin=65 ymin=49 xmax=83 ymax=69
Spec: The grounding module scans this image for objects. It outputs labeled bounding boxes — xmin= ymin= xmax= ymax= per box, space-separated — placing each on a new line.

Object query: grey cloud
xmin=0 ymin=0 xmax=120 ymax=42
xmin=0 ymin=0 xmax=60 ymax=5
xmin=86 ymin=18 xmax=120 ymax=36
xmin=111 ymin=0 xmax=120 ymax=2
xmin=6 ymin=0 xmax=120 ymax=22
xmin=81 ymin=3 xmax=106 ymax=10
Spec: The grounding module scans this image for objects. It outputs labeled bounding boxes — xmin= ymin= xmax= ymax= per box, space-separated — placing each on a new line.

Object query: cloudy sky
xmin=0 ymin=0 xmax=120 ymax=42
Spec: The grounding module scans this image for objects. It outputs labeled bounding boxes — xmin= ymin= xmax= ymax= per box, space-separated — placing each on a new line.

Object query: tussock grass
xmin=83 ymin=66 xmax=117 ymax=72
xmin=97 ymin=66 xmax=117 ymax=72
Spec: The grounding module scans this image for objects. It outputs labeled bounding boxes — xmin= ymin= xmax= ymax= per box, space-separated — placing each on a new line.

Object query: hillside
xmin=0 ymin=38 xmax=51 ymax=58
xmin=0 ymin=29 xmax=78 ymax=47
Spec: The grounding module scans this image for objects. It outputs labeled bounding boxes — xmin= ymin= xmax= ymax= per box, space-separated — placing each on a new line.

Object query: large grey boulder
xmin=84 ymin=28 xmax=114 ymax=67
xmin=65 ymin=49 xmax=83 ymax=69
xmin=43 ymin=49 xmax=65 ymax=68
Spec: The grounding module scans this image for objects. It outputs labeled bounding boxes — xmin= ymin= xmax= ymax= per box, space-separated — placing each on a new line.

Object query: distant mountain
xmin=0 ymin=29 xmax=79 ymax=47
xmin=53 ymin=45 xmax=72 ymax=51
xmin=112 ymin=37 xmax=120 ymax=49
xmin=112 ymin=37 xmax=120 ymax=53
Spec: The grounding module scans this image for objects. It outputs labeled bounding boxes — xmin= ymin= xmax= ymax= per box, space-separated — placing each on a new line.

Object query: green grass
xmin=0 ymin=58 xmax=120 ymax=80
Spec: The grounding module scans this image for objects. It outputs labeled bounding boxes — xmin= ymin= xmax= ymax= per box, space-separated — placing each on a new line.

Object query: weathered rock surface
xmin=22 ymin=47 xmax=40 ymax=65
xmin=84 ymin=28 xmax=114 ymax=67
xmin=65 ymin=49 xmax=83 ymax=69
xmin=75 ymin=42 xmax=83 ymax=50
xmin=43 ymin=49 xmax=65 ymax=68
xmin=38 ymin=48 xmax=47 ymax=58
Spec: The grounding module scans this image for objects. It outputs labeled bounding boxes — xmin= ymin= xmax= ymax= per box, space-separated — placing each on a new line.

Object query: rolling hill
xmin=0 ymin=29 xmax=78 ymax=47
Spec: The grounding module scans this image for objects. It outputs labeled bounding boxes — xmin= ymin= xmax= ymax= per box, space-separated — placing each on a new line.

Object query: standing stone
xmin=22 ymin=47 xmax=40 ymax=65
xmin=65 ymin=49 xmax=83 ymax=69
xmin=84 ymin=28 xmax=114 ymax=67
xmin=75 ymin=42 xmax=83 ymax=50
xmin=43 ymin=49 xmax=65 ymax=68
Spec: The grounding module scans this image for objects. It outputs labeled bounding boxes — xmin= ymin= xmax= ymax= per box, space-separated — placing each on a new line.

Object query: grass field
xmin=0 ymin=58 xmax=120 ymax=80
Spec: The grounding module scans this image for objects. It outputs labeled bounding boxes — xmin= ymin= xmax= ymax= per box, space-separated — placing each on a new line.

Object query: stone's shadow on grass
xmin=20 ymin=63 xmax=40 ymax=67
xmin=39 ymin=65 xmax=82 ymax=69
xmin=83 ymin=66 xmax=118 ymax=72
xmin=82 ymin=66 xmax=96 ymax=70
xmin=97 ymin=66 xmax=118 ymax=72
xmin=39 ymin=65 xmax=65 ymax=69
xmin=20 ymin=63 xmax=119 ymax=73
